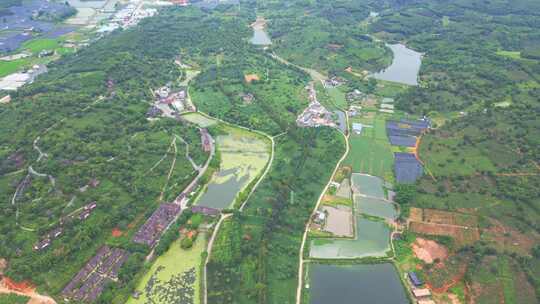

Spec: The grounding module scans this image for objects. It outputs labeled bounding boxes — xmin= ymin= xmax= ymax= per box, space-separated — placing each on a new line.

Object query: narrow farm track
xmin=203 ymin=213 xmax=232 ymax=304
xmin=295 ymin=127 xmax=350 ymax=304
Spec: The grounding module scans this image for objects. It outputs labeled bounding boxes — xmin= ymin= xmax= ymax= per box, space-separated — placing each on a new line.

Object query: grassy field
xmin=127 ymin=234 xmax=207 ymax=304
xmin=22 ymin=38 xmax=60 ymax=53
xmin=0 ymin=58 xmax=31 ymax=77
xmin=182 ymin=113 xmax=218 ymax=128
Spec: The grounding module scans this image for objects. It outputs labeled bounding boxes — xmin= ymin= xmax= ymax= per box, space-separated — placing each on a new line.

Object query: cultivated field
xmin=182 ymin=113 xmax=218 ymax=128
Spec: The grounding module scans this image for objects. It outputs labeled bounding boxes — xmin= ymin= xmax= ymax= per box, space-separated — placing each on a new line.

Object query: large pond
xmin=309 ymin=217 xmax=391 ymax=259
xmin=371 ymin=43 xmax=422 ymax=86
xmin=251 ymin=28 xmax=272 ymax=45
xmin=308 ymin=263 xmax=408 ymax=304
xmin=195 ymin=124 xmax=270 ymax=210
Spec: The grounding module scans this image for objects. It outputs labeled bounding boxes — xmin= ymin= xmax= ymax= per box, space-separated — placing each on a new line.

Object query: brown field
xmin=409 ymin=207 xmax=423 ymax=222
xmin=412 ymin=237 xmax=448 ymax=264
xmin=423 ymin=209 xmax=478 ymax=227
xmin=410 ymin=222 xmax=480 ymax=246
xmin=244 ymin=74 xmax=260 ymax=83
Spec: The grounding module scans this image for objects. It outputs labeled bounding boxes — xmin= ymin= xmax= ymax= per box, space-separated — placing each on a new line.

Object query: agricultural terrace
xmin=193 ymin=122 xmax=270 ymax=210
xmin=127 ymin=233 xmax=207 ymax=304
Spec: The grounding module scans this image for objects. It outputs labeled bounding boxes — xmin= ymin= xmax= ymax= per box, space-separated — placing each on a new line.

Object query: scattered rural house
xmin=200 ymin=128 xmax=212 ymax=152
xmin=346 ymin=89 xmax=365 ymax=102
xmin=352 ymin=123 xmax=363 ymax=135
xmin=191 ymin=205 xmax=220 ymax=216
xmin=297 ymin=83 xmax=336 ymax=128
xmin=155 ymin=86 xmax=170 ymax=99
xmin=408 ymin=271 xmax=424 ymax=287
xmin=146 ymin=105 xmax=163 ymax=118
xmin=323 ymin=76 xmax=346 ymax=88
xmin=84 ymin=201 xmax=97 ymax=211
xmin=79 ymin=211 xmax=91 ymax=220
xmin=241 ymin=92 xmax=254 ymax=104
xmin=313 ymin=210 xmax=326 ymax=224
xmin=0 ymin=95 xmax=11 ymax=104
xmin=412 ymin=288 xmax=431 ymax=299
xmin=33 ymin=239 xmax=51 ymax=251
xmin=38 ymin=49 xmax=54 ymax=57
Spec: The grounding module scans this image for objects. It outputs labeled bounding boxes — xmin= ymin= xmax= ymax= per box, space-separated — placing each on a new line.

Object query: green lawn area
xmin=0 ymin=58 xmax=30 ymax=77
xmin=22 ymin=38 xmax=60 ymax=54
xmin=127 ymin=234 xmax=206 ymax=304
xmin=326 ymin=87 xmax=347 ymax=109
xmin=344 ymin=114 xmax=394 ymax=180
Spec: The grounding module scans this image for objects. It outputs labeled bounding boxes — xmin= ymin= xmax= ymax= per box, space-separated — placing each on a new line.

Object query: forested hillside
xmin=373 ymin=0 xmax=540 ymax=301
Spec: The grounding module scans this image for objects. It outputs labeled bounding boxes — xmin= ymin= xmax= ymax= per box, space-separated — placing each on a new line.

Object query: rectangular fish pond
xmin=310 ymin=216 xmax=391 ymax=259
xmin=355 ymin=195 xmax=398 ymax=220
xmin=307 ymin=263 xmax=408 ymax=304
xmin=351 ymin=173 xmax=386 ymax=199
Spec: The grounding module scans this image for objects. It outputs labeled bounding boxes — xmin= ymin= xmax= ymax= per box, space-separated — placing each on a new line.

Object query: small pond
xmin=251 ymin=28 xmax=272 ymax=45
xmin=371 ymin=43 xmax=422 ymax=86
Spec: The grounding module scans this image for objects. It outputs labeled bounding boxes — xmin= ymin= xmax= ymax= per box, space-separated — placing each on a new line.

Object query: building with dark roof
xmin=408 ymin=271 xmax=423 ymax=287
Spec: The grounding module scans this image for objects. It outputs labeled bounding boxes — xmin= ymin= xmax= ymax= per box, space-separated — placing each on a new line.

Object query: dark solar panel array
xmin=394 ymin=153 xmax=423 ymax=183
xmin=388 ymin=135 xmax=416 ymax=147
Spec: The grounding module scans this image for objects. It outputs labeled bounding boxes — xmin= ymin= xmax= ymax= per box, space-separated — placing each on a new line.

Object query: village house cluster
xmin=62 ymin=246 xmax=130 ymax=302
xmin=296 ymin=83 xmax=336 ymax=128
xmin=323 ymin=75 xmax=346 ymax=88
xmin=98 ymin=2 xmax=157 ymax=33
xmin=132 ymin=203 xmax=182 ymax=247
xmin=147 ymin=84 xmax=194 ymax=119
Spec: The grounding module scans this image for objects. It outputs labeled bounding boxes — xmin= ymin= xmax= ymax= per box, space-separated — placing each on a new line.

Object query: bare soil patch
xmin=244 ymin=74 xmax=260 ymax=83
xmin=111 ymin=227 xmax=124 ymax=237
xmin=322 ymin=205 xmax=353 ymax=237
xmin=0 ymin=278 xmax=56 ymax=304
xmin=412 ymin=238 xmax=448 ymax=264
xmin=410 ymin=222 xmax=480 ymax=246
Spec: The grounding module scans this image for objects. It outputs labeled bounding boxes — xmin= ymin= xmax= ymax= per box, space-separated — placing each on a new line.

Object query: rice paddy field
xmin=127 ymin=234 xmax=206 ymax=304
xmin=307 ymin=263 xmax=408 ymax=304
xmin=195 ymin=124 xmax=270 ymax=209
xmin=309 ymin=216 xmax=391 ymax=259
